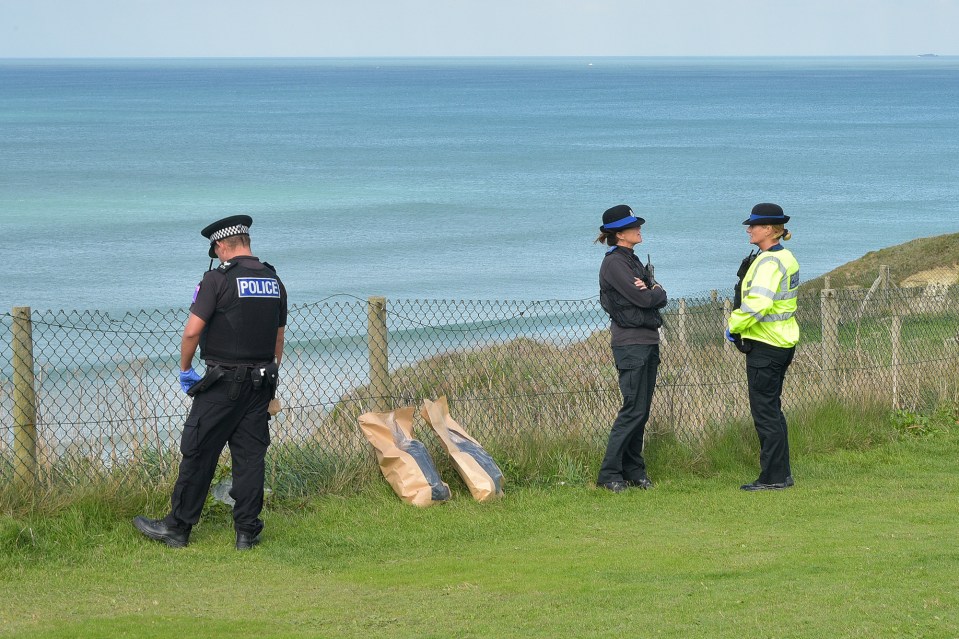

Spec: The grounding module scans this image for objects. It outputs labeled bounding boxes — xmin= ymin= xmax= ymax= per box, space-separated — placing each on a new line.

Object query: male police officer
xmin=134 ymin=215 xmax=287 ymax=549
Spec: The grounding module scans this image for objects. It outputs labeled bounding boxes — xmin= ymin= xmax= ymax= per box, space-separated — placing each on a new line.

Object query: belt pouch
xmin=229 ymin=366 xmax=248 ymax=401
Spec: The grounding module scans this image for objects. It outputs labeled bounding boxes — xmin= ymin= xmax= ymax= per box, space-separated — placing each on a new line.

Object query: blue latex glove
xmin=179 ymin=367 xmax=202 ymax=394
xmin=724 ymin=328 xmax=736 ymax=343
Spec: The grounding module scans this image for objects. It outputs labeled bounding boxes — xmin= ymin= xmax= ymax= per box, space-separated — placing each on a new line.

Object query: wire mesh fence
xmin=3 ymin=279 xmax=958 ymax=498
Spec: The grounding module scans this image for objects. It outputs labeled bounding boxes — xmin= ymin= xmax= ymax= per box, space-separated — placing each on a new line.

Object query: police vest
xmin=199 ymin=261 xmax=283 ymax=364
xmin=599 ymin=249 xmax=664 ymax=330
xmin=728 ymin=247 xmax=800 ymax=348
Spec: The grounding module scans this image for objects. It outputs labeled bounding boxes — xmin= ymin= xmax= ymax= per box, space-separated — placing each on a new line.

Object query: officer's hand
xmin=179 ymin=368 xmax=202 ymax=394
xmin=724 ymin=328 xmax=736 ymax=343
xmin=634 ymin=277 xmax=648 ymax=290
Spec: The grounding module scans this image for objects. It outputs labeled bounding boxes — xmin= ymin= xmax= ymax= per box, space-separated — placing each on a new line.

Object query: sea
xmin=2 ymin=56 xmax=958 ymax=312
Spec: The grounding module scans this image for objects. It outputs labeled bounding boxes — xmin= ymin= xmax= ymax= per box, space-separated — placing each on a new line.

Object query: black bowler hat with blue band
xmin=201 ymin=215 xmax=253 ymax=258
xmin=742 ymin=203 xmax=790 ymax=226
xmin=600 ymin=204 xmax=645 ymax=232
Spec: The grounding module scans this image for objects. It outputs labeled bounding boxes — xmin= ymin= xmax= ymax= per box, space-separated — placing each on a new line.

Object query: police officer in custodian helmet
xmin=134 ymin=215 xmax=287 ymax=549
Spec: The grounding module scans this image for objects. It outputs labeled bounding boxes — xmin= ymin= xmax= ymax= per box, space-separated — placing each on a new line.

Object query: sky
xmin=1 ymin=0 xmax=957 ymax=57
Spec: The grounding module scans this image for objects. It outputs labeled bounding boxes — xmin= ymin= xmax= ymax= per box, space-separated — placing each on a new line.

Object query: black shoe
xmin=784 ymin=475 xmax=795 ymax=487
xmin=597 ymin=481 xmax=628 ymax=493
xmin=740 ymin=480 xmax=791 ymax=491
xmin=236 ymin=531 xmax=261 ymax=550
xmin=625 ymin=477 xmax=654 ymax=490
xmin=133 ymin=516 xmax=189 ymax=548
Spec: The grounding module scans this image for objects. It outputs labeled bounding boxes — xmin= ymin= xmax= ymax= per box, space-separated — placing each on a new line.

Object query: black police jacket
xmin=599 ymin=246 xmax=667 ymax=330
xmin=197 ymin=258 xmax=285 ymax=365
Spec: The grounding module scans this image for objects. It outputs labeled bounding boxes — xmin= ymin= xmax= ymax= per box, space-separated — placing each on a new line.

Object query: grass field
xmin=2 ymin=412 xmax=957 ymax=639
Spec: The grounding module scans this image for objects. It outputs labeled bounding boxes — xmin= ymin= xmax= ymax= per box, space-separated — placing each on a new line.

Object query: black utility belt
xmin=189 ymin=362 xmax=278 ymax=399
xmin=205 ymin=361 xmax=273 ymax=371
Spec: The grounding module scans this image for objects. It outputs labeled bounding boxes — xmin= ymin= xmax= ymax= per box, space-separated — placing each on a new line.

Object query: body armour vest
xmin=599 ymin=250 xmax=664 ymax=330
xmin=199 ymin=260 xmax=282 ymax=364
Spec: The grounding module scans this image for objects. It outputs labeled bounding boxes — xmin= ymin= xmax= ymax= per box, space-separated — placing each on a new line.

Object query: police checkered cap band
xmin=209 ymin=224 xmax=250 ymax=242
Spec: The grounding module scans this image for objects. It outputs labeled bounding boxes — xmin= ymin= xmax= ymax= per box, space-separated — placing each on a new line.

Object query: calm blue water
xmin=2 ymin=57 xmax=958 ymax=311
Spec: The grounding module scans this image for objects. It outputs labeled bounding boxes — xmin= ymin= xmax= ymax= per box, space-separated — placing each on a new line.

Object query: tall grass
xmin=4 ymin=286 xmax=957 ymax=512
xmin=5 ymin=390 xmax=944 ymax=522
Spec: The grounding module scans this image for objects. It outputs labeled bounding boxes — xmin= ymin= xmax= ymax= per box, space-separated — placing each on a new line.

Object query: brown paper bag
xmin=421 ymin=396 xmax=505 ymax=502
xmin=358 ymin=406 xmax=451 ymax=507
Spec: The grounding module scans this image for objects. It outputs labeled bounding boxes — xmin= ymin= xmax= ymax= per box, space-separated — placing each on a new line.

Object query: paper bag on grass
xmin=421 ymin=396 xmax=505 ymax=502
xmin=358 ymin=406 xmax=451 ymax=507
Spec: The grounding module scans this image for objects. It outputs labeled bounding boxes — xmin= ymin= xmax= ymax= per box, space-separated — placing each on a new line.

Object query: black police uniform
xmin=162 ymin=254 xmax=288 ymax=539
xmin=596 ymin=245 xmax=667 ymax=487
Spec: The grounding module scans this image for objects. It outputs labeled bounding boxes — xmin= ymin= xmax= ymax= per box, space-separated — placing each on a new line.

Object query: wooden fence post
xmin=677 ymin=298 xmax=688 ymax=347
xmin=12 ymin=306 xmax=38 ymax=489
xmin=367 ymin=296 xmax=390 ymax=411
xmin=722 ymin=297 xmax=733 ymax=351
xmin=820 ymin=288 xmax=840 ymax=391
xmin=880 ymin=266 xmax=902 ymax=409
xmin=879 ymin=265 xmax=891 ymax=290
xmin=890 ymin=312 xmax=902 ymax=411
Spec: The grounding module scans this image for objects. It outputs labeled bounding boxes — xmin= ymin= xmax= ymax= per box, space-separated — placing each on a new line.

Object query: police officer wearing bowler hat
xmin=595 ymin=205 xmax=668 ymax=492
xmin=133 ymin=215 xmax=287 ymax=549
xmin=726 ymin=203 xmax=799 ymax=491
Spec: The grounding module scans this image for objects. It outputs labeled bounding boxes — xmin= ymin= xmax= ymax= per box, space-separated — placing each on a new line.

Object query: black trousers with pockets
xmin=164 ymin=374 xmax=272 ymax=537
xmin=597 ymin=343 xmax=660 ymax=484
xmin=745 ymin=341 xmax=795 ymax=484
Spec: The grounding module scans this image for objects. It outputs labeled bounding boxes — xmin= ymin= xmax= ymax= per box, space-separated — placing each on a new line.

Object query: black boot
xmin=132 ymin=516 xmax=189 ymax=548
xmin=236 ymin=531 xmax=261 ymax=550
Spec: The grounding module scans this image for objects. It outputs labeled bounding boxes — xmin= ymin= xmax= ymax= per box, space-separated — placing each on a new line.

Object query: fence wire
xmin=3 ymin=283 xmax=958 ymax=496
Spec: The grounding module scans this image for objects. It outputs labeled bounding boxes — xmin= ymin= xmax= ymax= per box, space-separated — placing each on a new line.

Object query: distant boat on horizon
xmin=918 ymin=53 xmax=940 ymax=58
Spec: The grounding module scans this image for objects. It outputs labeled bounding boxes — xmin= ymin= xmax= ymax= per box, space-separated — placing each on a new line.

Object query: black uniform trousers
xmin=597 ymin=343 xmax=660 ymax=484
xmin=745 ymin=341 xmax=795 ymax=484
xmin=163 ymin=372 xmax=272 ymax=537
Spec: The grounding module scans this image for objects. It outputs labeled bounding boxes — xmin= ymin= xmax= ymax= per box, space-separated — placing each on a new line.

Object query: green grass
xmin=803 ymin=231 xmax=959 ymax=292
xmin=2 ymin=405 xmax=957 ymax=638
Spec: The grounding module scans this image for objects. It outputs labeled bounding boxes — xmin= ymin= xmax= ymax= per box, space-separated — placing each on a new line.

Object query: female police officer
xmin=595 ymin=205 xmax=668 ymax=492
xmin=134 ymin=215 xmax=287 ymax=549
xmin=726 ymin=203 xmax=799 ymax=491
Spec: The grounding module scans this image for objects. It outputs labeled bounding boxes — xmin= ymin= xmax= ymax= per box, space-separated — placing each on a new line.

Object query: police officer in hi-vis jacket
xmin=726 ymin=203 xmax=799 ymax=491
xmin=134 ymin=215 xmax=287 ymax=549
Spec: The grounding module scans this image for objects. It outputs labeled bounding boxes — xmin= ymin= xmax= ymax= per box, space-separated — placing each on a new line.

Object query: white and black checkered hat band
xmin=209 ymin=225 xmax=249 ymax=242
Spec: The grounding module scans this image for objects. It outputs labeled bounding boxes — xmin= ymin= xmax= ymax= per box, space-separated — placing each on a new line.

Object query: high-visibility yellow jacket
xmin=728 ymin=245 xmax=800 ymax=348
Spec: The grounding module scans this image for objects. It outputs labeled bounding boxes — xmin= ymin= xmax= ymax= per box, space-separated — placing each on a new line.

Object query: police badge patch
xmin=236 ymin=277 xmax=281 ymax=298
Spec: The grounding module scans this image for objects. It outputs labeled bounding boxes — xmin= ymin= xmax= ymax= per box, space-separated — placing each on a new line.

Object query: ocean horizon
xmin=2 ymin=56 xmax=958 ymax=312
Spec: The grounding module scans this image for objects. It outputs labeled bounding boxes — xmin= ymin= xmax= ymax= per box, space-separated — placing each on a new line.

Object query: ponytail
xmin=594 ymin=230 xmax=618 ymax=246
xmin=770 ymin=224 xmax=792 ymax=241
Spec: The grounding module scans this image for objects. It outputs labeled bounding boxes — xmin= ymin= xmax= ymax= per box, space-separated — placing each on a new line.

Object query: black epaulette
xmin=217 ymin=261 xmax=238 ymax=274
xmin=261 ymin=261 xmax=278 ymax=274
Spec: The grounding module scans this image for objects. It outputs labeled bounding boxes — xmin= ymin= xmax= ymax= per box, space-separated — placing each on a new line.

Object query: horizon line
xmin=0 ymin=53 xmax=956 ymax=61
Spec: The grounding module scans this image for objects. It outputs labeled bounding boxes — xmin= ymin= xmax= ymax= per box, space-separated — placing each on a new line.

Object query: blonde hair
xmin=769 ymin=224 xmax=792 ymax=241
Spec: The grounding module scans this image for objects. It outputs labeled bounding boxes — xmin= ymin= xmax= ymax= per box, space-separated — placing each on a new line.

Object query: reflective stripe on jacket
xmin=728 ymin=246 xmax=800 ymax=348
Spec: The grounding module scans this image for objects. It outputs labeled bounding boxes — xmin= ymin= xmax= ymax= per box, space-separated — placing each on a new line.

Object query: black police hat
xmin=201 ymin=215 xmax=253 ymax=258
xmin=742 ymin=203 xmax=790 ymax=225
xmin=600 ymin=204 xmax=645 ymax=233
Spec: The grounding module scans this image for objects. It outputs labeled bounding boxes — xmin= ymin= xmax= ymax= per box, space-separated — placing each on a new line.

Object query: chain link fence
xmin=3 ymin=278 xmax=958 ymax=498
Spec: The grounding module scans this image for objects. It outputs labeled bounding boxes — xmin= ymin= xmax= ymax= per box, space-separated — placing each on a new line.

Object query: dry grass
xmin=4 ymin=286 xmax=958 ymax=504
